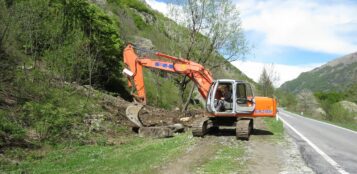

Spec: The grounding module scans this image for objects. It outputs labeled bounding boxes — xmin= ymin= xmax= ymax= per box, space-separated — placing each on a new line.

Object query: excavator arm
xmin=123 ymin=44 xmax=213 ymax=104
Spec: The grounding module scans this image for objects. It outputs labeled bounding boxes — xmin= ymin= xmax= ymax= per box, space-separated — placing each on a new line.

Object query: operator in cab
xmin=215 ymin=85 xmax=232 ymax=112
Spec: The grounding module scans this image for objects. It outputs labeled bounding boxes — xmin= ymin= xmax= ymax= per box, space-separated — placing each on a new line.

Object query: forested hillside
xmin=0 ymin=0 xmax=253 ymax=166
xmin=280 ymin=52 xmax=357 ymax=93
xmin=108 ymin=0 xmax=254 ymax=108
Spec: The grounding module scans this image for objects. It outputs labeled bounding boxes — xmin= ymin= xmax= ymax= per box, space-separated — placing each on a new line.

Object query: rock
xmin=88 ymin=0 xmax=107 ymax=8
xmin=163 ymin=25 xmax=177 ymax=39
xmin=179 ymin=117 xmax=191 ymax=122
xmin=3 ymin=98 xmax=16 ymax=106
xmin=83 ymin=85 xmax=93 ymax=90
xmin=132 ymin=36 xmax=154 ymax=51
xmin=168 ymin=123 xmax=185 ymax=132
xmin=315 ymin=107 xmax=326 ymax=115
xmin=339 ymin=100 xmax=357 ymax=113
xmin=130 ymin=8 xmax=156 ymax=24
xmin=138 ymin=123 xmax=185 ymax=138
xmin=84 ymin=114 xmax=105 ymax=132
xmin=139 ymin=127 xmax=173 ymax=138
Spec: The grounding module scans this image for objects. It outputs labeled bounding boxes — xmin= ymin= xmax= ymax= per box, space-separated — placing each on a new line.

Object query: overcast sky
xmin=145 ymin=0 xmax=357 ymax=86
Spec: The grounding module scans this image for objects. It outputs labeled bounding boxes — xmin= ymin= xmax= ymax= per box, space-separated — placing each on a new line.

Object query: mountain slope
xmin=104 ymin=0 xmax=255 ymax=107
xmin=280 ymin=52 xmax=357 ymax=93
xmin=0 ymin=0 xmax=254 ymax=150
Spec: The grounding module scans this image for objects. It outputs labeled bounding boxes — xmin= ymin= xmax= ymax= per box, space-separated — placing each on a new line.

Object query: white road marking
xmin=279 ymin=115 xmax=350 ymax=174
xmin=280 ymin=110 xmax=357 ymax=135
xmin=282 ymin=113 xmax=292 ymax=118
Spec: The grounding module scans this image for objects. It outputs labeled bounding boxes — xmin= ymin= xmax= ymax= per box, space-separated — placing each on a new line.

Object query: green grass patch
xmin=284 ymin=109 xmax=357 ymax=132
xmin=197 ymin=143 xmax=246 ymax=174
xmin=3 ymin=133 xmax=194 ymax=174
xmin=264 ymin=118 xmax=284 ymax=140
xmin=322 ymin=120 xmax=357 ymax=132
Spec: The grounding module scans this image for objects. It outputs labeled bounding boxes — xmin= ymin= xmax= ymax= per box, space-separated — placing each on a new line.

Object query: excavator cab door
xmin=234 ymin=82 xmax=255 ymax=114
xmin=206 ymin=82 xmax=216 ymax=113
xmin=206 ymin=80 xmax=235 ymax=114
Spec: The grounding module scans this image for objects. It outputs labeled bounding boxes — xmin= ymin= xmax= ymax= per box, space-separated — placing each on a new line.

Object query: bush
xmin=131 ymin=12 xmax=147 ymax=30
xmin=0 ymin=111 xmax=26 ymax=147
xmin=275 ymin=90 xmax=297 ymax=110
xmin=346 ymin=83 xmax=357 ymax=103
xmin=328 ymin=103 xmax=354 ymax=123
xmin=8 ymin=0 xmax=125 ymax=92
xmin=58 ymin=0 xmax=124 ymax=90
xmin=109 ymin=0 xmax=154 ymax=15
xmin=22 ymin=102 xmax=76 ymax=142
xmin=314 ymin=91 xmax=354 ymax=123
xmin=314 ymin=91 xmax=346 ymax=104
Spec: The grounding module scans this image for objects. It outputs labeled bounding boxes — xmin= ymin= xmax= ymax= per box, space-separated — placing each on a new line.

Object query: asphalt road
xmin=278 ymin=109 xmax=357 ymax=174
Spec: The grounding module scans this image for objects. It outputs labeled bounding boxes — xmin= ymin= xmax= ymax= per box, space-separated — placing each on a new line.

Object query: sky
xmin=145 ymin=0 xmax=357 ymax=86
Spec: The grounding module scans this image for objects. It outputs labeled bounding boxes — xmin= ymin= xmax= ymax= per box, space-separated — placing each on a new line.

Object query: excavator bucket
xmin=125 ymin=104 xmax=144 ymax=127
xmin=125 ymin=104 xmax=185 ymax=138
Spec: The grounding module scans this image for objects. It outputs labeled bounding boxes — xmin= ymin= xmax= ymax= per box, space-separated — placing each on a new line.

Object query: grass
xmin=197 ymin=142 xmax=246 ymax=174
xmin=264 ymin=118 xmax=284 ymax=140
xmin=284 ymin=109 xmax=357 ymax=132
xmin=323 ymin=120 xmax=357 ymax=132
xmin=2 ymin=133 xmax=195 ymax=174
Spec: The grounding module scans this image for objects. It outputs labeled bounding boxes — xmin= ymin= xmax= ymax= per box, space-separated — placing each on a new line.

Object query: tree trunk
xmin=182 ymin=83 xmax=196 ymax=112
xmin=178 ymin=76 xmax=191 ymax=109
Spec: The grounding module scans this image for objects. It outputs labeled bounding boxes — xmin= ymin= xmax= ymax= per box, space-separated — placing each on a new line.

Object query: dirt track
xmin=246 ymin=118 xmax=281 ymax=174
xmin=152 ymin=118 xmax=314 ymax=174
xmin=154 ymin=137 xmax=219 ymax=174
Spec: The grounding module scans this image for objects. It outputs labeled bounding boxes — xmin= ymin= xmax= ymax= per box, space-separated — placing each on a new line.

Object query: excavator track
xmin=192 ymin=117 xmax=210 ymax=137
xmin=236 ymin=118 xmax=253 ymax=140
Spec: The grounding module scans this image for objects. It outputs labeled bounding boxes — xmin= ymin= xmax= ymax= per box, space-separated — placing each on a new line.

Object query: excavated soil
xmin=99 ymin=92 xmax=204 ymax=128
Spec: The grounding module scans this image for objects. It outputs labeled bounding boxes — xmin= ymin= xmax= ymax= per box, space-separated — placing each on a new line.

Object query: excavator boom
xmin=123 ymin=44 xmax=213 ymax=103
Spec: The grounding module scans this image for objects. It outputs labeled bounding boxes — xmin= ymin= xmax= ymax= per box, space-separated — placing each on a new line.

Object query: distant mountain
xmin=280 ymin=52 xmax=357 ymax=93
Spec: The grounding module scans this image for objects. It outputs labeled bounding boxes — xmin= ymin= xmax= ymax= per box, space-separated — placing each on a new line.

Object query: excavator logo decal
xmin=254 ymin=110 xmax=273 ymax=114
xmin=155 ymin=62 xmax=174 ymax=69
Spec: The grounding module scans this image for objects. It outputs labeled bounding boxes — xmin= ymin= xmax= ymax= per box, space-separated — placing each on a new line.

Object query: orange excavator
xmin=122 ymin=44 xmax=277 ymax=140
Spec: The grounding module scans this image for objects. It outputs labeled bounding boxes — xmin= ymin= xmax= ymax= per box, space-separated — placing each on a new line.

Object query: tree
xmin=346 ymin=83 xmax=357 ymax=103
xmin=168 ymin=0 xmax=248 ymax=111
xmin=258 ymin=64 xmax=279 ymax=97
xmin=0 ymin=0 xmax=9 ymax=45
xmin=297 ymin=89 xmax=316 ymax=115
xmin=275 ymin=90 xmax=297 ymax=110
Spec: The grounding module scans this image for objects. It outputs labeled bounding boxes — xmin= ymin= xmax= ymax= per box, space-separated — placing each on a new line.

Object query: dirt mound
xmin=76 ymin=84 xmax=204 ymax=128
xmin=138 ymin=106 xmax=203 ymax=127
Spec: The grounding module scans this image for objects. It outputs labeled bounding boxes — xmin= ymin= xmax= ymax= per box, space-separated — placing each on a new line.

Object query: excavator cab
xmin=206 ymin=80 xmax=255 ymax=115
